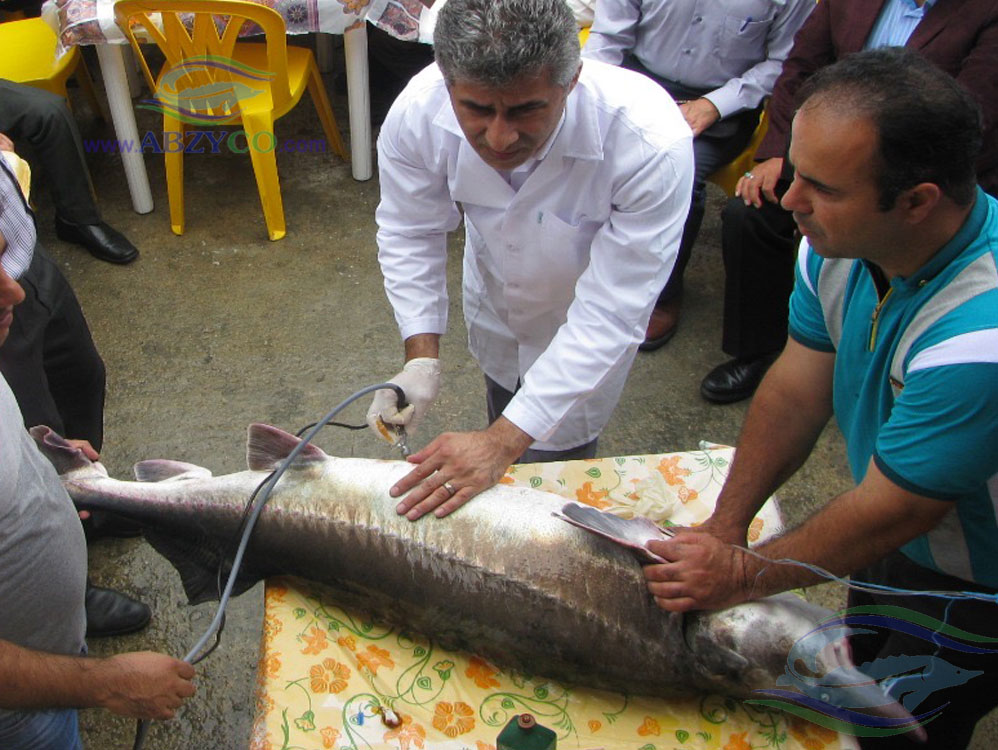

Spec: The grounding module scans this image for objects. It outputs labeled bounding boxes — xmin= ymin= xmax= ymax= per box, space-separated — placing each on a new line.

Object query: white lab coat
xmin=376 ymin=60 xmax=693 ymax=451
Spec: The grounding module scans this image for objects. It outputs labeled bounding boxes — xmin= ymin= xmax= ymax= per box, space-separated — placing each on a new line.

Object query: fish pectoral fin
xmin=134 ymin=459 xmax=213 ymax=482
xmin=144 ymin=528 xmax=269 ymax=604
xmin=246 ymin=423 xmax=329 ymax=472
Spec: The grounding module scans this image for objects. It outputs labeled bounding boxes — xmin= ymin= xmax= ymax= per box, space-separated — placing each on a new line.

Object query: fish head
xmin=686 ymin=593 xmax=928 ymax=742
xmin=29 ymin=425 xmax=110 ymax=481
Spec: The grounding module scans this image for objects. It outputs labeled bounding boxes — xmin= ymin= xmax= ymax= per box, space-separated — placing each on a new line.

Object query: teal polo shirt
xmin=789 ymin=188 xmax=998 ymax=587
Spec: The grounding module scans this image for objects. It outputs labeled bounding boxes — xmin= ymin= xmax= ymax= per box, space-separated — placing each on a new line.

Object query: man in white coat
xmin=367 ymin=0 xmax=693 ymax=520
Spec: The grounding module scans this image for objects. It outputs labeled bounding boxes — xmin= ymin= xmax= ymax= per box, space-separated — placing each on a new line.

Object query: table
xmin=249 ymin=444 xmax=859 ymax=750
xmin=43 ymin=0 xmax=431 ymax=213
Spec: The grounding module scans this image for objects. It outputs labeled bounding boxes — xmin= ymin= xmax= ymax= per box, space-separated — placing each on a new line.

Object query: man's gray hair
xmin=433 ymin=0 xmax=581 ymax=88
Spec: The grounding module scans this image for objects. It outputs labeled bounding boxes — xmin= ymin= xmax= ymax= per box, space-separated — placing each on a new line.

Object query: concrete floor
xmin=29 ymin=43 xmax=994 ymax=749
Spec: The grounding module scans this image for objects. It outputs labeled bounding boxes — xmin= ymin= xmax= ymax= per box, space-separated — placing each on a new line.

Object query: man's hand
xmin=96 ymin=652 xmax=196 ymax=720
xmin=735 ymin=156 xmax=783 ymax=208
xmin=366 ymin=357 xmax=442 ymax=443
xmin=643 ymin=531 xmax=750 ymax=613
xmin=0 ymin=133 xmax=13 ymax=152
xmin=390 ymin=417 xmax=533 ymax=520
xmin=679 ymin=98 xmax=721 ymax=137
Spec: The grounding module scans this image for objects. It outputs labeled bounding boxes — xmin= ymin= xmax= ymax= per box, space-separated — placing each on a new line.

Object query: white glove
xmin=366 ymin=358 xmax=441 ymax=444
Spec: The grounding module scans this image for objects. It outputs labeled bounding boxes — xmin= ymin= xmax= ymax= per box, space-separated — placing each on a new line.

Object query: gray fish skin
xmin=32 ymin=423 xmax=917 ymax=722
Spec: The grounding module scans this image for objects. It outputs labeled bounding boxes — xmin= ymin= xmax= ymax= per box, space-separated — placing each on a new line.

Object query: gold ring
xmin=442 ymin=481 xmax=457 ymax=497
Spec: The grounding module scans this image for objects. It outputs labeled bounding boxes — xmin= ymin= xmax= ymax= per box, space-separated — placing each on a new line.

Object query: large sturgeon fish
xmin=34 ymin=423 xmax=922 ymax=733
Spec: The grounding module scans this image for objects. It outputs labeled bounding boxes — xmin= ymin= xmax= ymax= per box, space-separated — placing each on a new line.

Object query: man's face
xmin=781 ymin=103 xmax=905 ymax=262
xmin=446 ymin=66 xmax=579 ymax=171
xmin=0 ymin=245 xmax=26 ymax=347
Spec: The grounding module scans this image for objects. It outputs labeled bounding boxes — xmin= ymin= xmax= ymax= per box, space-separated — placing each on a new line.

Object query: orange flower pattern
xmin=301 ymin=625 xmax=329 ymax=655
xmin=748 ymin=516 xmax=765 ymax=543
xmin=476 ymin=742 xmax=496 ymax=750
xmin=320 ymin=726 xmax=340 ymax=748
xmin=309 ymin=658 xmax=350 ymax=694
xmin=637 ymin=716 xmax=661 ymax=736
xmin=588 ymin=720 xmax=602 ymax=733
xmin=336 ymin=634 xmax=357 ymax=652
xmin=576 ymin=481 xmax=611 ymax=509
xmin=788 ymin=716 xmax=837 ymax=750
xmin=261 ymin=654 xmax=282 ymax=679
xmin=356 ymin=644 xmax=394 ymax=675
xmin=383 ymin=713 xmax=427 ymax=750
xmin=465 ymin=656 xmax=501 ymax=689
xmin=432 ymin=701 xmax=475 ymax=738
xmin=656 ymin=455 xmax=691 ymax=486
xmin=677 ymin=485 xmax=699 ymax=504
xmin=724 ymin=731 xmax=753 ymax=750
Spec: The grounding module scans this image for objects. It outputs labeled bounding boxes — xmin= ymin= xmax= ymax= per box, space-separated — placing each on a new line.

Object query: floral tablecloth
xmin=250 ymin=444 xmax=858 ymax=750
xmin=47 ymin=0 xmax=427 ymax=51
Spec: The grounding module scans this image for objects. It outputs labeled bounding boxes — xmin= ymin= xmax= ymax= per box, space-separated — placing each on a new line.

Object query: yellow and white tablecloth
xmin=249 ymin=444 xmax=857 ymax=750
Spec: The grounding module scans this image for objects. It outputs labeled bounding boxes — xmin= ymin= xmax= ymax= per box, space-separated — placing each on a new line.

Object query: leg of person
xmin=0 ymin=80 xmax=138 ymax=264
xmin=0 ymin=245 xmax=105 ymax=448
xmin=0 ymin=708 xmax=83 ymax=750
xmin=700 ymin=190 xmax=797 ymax=403
xmin=484 ymin=376 xmax=598 ymax=462
xmin=847 ymin=551 xmax=998 ymax=749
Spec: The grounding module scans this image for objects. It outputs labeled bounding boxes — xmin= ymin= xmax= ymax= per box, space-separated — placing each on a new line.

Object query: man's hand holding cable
xmin=391 ymin=416 xmax=534 ymax=520
xmin=643 ymin=531 xmax=752 ymax=613
xmin=735 ymin=156 xmax=783 ymax=208
xmin=366 ymin=357 xmax=441 ymax=444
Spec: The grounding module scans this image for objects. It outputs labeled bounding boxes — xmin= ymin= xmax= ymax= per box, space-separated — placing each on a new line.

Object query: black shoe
xmin=55 ymin=217 xmax=139 ymax=264
xmin=700 ymin=354 xmax=778 ymax=404
xmin=82 ymin=510 xmax=144 ymax=542
xmin=85 ymin=583 xmax=152 ymax=638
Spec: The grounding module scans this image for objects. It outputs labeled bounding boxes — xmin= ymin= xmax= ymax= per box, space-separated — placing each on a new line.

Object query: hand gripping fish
xmin=33 ymin=423 xmax=923 ymax=735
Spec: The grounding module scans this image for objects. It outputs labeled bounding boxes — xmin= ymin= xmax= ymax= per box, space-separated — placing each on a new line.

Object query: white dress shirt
xmin=376 ymin=60 xmax=693 ymax=451
xmin=582 ymin=0 xmax=816 ymax=119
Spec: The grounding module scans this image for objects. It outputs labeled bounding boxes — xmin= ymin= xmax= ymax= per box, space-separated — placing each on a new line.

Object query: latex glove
xmin=366 ymin=358 xmax=441 ymax=444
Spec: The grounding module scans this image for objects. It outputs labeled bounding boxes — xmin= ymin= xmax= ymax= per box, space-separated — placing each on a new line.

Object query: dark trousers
xmin=0 ymin=245 xmax=105 ymax=449
xmin=847 ymin=551 xmax=998 ymax=749
xmin=0 ymin=80 xmax=101 ymax=225
xmin=484 ymin=376 xmax=598 ymax=462
xmin=719 ymin=179 xmax=797 ymax=358
xmin=622 ymin=56 xmax=762 ymax=305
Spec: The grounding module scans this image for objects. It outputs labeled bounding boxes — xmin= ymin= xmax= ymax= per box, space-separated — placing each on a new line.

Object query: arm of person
xmin=0 ymin=641 xmax=195 ymax=720
xmin=698 ymin=337 xmax=835 ymax=544
xmin=391 ymin=416 xmax=535 ymax=520
xmin=700 ymin=0 xmax=816 ymax=130
xmin=645 ymin=459 xmax=953 ymax=612
xmin=579 ymin=0 xmax=640 ymax=66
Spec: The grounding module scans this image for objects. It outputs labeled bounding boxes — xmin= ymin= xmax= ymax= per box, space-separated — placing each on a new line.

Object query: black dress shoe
xmin=55 ymin=217 xmax=139 ymax=264
xmin=700 ymin=354 xmax=778 ymax=404
xmin=85 ymin=583 xmax=152 ymax=638
xmin=82 ymin=510 xmax=144 ymax=542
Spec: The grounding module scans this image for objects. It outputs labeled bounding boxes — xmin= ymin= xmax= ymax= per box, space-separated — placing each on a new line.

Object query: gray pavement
xmin=23 ymin=48 xmax=994 ymax=748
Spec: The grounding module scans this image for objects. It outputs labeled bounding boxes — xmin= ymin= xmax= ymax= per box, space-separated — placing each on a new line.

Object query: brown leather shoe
xmin=639 ymin=298 xmax=681 ymax=352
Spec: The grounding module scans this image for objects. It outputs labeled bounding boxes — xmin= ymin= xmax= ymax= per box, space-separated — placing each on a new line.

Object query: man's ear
xmin=898 ymin=182 xmax=942 ymax=225
xmin=567 ymin=62 xmax=582 ymax=94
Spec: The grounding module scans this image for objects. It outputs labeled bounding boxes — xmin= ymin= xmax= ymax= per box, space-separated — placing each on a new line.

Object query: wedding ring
xmin=744 ymin=171 xmax=755 ymax=179
xmin=442 ymin=481 xmax=457 ymax=497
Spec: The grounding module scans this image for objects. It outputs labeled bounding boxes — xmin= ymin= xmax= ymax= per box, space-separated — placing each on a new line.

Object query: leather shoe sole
xmin=85 ymin=584 xmax=152 ymax=638
xmin=55 ymin=217 xmax=139 ymax=265
xmin=639 ymin=299 xmax=681 ymax=352
xmin=700 ymin=354 xmax=778 ymax=404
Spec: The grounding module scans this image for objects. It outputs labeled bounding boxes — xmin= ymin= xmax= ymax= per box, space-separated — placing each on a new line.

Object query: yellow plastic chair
xmin=706 ymin=106 xmax=770 ymax=197
xmin=0 ymin=17 xmax=106 ymax=120
xmin=114 ymin=0 xmax=348 ymax=241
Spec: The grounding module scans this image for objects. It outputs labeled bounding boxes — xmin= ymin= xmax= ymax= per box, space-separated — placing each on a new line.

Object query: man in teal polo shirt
xmin=641 ymin=48 xmax=998 ymax=748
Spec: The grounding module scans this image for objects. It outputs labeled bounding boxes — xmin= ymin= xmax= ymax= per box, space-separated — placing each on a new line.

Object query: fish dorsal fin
xmin=247 ymin=423 xmax=328 ymax=472
xmin=134 ymin=459 xmax=213 ymax=482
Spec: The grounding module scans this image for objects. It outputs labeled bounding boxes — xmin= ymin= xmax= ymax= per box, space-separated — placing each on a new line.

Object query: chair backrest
xmin=114 ymin=0 xmax=293 ymax=122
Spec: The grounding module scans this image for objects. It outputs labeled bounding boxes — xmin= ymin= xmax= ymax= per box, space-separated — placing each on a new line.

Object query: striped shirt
xmin=0 ymin=156 xmax=35 ymax=280
xmin=789 ymin=188 xmax=998 ymax=587
xmin=865 ymin=0 xmax=937 ymax=50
